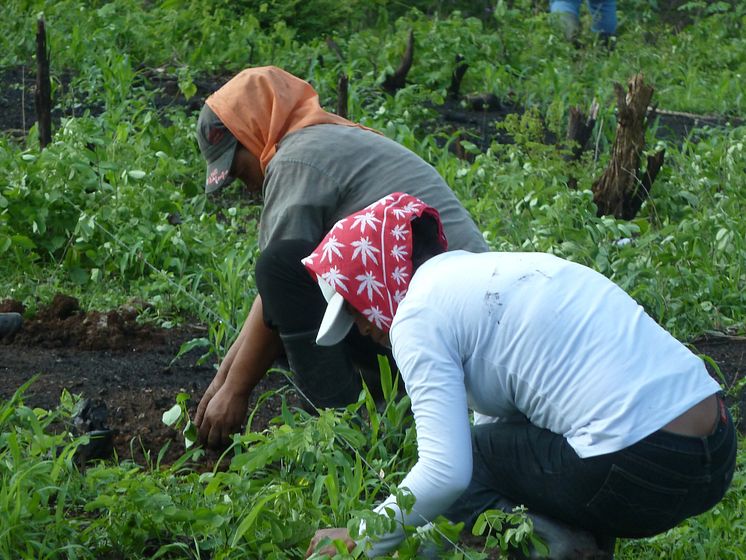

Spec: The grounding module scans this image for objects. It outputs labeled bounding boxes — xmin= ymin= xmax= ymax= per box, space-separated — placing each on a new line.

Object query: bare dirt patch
xmin=0 ymin=295 xmax=298 ymax=467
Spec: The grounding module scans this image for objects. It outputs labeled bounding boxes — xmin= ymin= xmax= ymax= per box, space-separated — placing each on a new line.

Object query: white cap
xmin=315 ymin=277 xmax=354 ymax=346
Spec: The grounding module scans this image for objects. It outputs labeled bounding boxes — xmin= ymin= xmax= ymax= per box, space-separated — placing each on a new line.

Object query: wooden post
xmin=336 ymin=73 xmax=348 ymax=119
xmin=35 ymin=16 xmax=52 ymax=149
xmin=592 ymin=73 xmax=665 ymax=219
xmin=382 ymin=30 xmax=414 ymax=94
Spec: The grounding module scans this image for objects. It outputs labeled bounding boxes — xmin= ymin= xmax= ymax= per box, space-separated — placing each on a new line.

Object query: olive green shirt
xmin=259 ymin=124 xmax=487 ymax=253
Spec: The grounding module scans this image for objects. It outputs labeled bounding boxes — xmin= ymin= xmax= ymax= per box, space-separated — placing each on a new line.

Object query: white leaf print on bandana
xmin=322 ymin=266 xmax=350 ymax=293
xmin=351 ymin=211 xmax=381 ymax=233
xmin=304 ymin=193 xmax=447 ymax=333
xmin=351 ymin=236 xmax=380 ymax=266
xmin=321 ymin=235 xmax=345 ymax=263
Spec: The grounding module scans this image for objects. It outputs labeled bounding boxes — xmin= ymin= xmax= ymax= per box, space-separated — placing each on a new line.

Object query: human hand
xmin=195 ymin=383 xmax=249 ymax=449
xmin=194 ymin=368 xmax=227 ymax=428
xmin=305 ymin=528 xmax=355 ymax=558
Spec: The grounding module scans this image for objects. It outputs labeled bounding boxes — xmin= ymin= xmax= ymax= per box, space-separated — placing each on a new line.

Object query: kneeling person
xmin=303 ymin=193 xmax=736 ymax=558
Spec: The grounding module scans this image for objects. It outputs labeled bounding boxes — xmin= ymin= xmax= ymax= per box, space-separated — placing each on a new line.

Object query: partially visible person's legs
xmin=434 ymin=424 xmax=615 ymax=560
xmin=550 ymin=0 xmax=616 ymax=41
xmin=442 ymin=417 xmax=611 ymax=559
xmin=447 ymin=400 xmax=736 ymax=540
xmin=550 ymin=0 xmax=581 ymax=18
xmin=549 ymin=0 xmax=581 ymax=40
xmin=587 ymin=0 xmax=617 ymax=35
xmin=256 ymin=239 xmax=390 ymax=407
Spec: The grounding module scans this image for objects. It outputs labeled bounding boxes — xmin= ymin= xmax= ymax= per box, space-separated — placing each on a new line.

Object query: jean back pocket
xmin=585 ymin=464 xmax=688 ymax=538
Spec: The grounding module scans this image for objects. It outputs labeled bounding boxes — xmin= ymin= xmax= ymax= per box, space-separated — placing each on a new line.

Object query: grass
xmin=0 ymin=382 xmax=744 ymax=559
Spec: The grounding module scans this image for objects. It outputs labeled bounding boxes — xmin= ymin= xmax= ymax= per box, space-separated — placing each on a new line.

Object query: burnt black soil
xmin=0 ymin=295 xmax=299 ymax=467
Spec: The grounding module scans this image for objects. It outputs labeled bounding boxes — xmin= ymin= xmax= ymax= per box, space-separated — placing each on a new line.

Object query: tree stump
xmin=592 ymin=73 xmax=665 ymax=219
xmin=35 ymin=16 xmax=52 ymax=149
xmin=565 ymin=99 xmax=599 ymax=162
xmin=448 ymin=54 xmax=469 ymax=100
xmin=336 ymin=73 xmax=348 ymax=119
xmin=381 ymin=30 xmax=414 ymax=94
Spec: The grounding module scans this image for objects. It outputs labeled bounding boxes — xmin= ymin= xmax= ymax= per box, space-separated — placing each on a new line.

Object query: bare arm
xmin=194 ymin=294 xmax=283 ymax=448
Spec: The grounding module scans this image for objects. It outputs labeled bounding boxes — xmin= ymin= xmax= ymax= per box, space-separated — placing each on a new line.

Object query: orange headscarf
xmin=206 ymin=66 xmax=376 ymax=173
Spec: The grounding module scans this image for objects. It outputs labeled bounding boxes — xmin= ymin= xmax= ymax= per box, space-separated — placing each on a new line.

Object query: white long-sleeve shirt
xmin=365 ymin=251 xmax=720 ymax=556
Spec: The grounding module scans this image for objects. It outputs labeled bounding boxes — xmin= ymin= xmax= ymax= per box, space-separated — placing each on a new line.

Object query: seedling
xmin=161 ymin=392 xmax=197 ymax=449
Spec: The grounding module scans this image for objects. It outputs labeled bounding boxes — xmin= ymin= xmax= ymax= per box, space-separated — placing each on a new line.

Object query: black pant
xmin=255 ymin=239 xmax=394 ymax=404
xmin=445 ymin=397 xmax=737 ymax=539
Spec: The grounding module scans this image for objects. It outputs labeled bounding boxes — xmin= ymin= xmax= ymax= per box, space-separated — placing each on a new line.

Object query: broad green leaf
xmin=127 ymin=170 xmax=146 ymax=179
xmin=183 ymin=420 xmax=197 ymax=448
xmin=11 ymin=235 xmax=36 ymax=249
xmin=162 ymin=404 xmax=182 ymax=426
xmin=68 ymin=267 xmax=89 ymax=285
xmin=231 ymin=487 xmax=295 ymax=546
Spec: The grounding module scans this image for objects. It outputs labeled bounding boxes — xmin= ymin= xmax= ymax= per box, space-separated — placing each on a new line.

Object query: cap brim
xmin=316 ymin=291 xmax=354 ymax=346
xmin=204 ymin=138 xmax=237 ymax=193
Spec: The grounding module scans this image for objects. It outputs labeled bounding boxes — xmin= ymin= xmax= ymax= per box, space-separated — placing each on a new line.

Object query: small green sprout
xmin=161 ymin=392 xmax=197 ymax=448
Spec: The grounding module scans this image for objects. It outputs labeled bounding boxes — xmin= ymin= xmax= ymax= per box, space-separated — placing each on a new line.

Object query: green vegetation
xmin=2 ymin=369 xmax=745 ymax=558
xmin=1 ymin=0 xmax=744 ymax=558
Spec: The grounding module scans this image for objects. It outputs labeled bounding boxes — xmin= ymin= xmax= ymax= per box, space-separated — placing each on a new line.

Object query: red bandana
xmin=303 ymin=193 xmax=447 ymax=333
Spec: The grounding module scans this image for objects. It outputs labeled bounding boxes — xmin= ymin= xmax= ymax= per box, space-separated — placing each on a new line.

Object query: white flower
xmin=393 ymin=289 xmax=407 ymax=303
xmin=356 ymin=271 xmax=385 ymax=300
xmin=322 ymin=266 xmax=349 ymax=292
xmin=333 ymin=218 xmax=348 ymax=230
xmin=390 ymin=244 xmax=409 ymax=262
xmin=352 ymin=211 xmax=381 ymax=233
xmin=390 ymin=224 xmax=409 ymax=240
xmin=363 ymin=306 xmax=391 ymax=329
xmin=391 ymin=207 xmax=409 ymax=219
xmin=351 ymin=236 xmax=380 ymax=266
xmin=301 ymin=252 xmax=318 ymax=266
xmin=321 ymin=235 xmax=345 ymax=263
xmin=391 ymin=266 xmax=409 ymax=285
xmin=375 ymin=195 xmax=394 ymax=207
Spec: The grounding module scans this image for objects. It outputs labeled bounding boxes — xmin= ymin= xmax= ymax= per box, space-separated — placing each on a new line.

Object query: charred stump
xmin=592 ymin=73 xmax=665 ymax=219
xmin=448 ymin=54 xmax=469 ymax=100
xmin=35 ymin=16 xmax=52 ymax=149
xmin=336 ymin=73 xmax=348 ymax=119
xmin=565 ymin=99 xmax=599 ymax=161
xmin=381 ymin=30 xmax=414 ymax=94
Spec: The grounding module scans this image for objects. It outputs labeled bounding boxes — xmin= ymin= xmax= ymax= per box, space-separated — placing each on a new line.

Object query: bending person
xmin=193 ymin=67 xmax=487 ymax=448
xmin=304 ymin=193 xmax=736 ymax=558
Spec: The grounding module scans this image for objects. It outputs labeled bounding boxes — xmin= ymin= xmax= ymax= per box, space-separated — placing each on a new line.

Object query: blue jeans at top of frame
xmin=550 ymin=0 xmax=617 ymax=35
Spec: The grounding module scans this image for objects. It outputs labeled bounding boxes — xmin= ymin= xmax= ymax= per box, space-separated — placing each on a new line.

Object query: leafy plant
xmin=161 ymin=392 xmax=198 ymax=450
xmin=472 ymin=506 xmax=549 ymax=558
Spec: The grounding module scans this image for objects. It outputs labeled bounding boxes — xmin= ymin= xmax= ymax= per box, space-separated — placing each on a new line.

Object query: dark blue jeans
xmin=444 ymin=399 xmax=737 ymax=539
xmin=550 ymin=0 xmax=617 ymax=34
